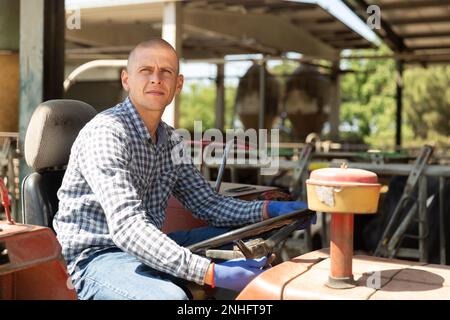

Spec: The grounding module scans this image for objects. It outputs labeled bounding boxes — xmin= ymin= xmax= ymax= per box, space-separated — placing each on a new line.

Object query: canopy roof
xmin=66 ymin=0 xmax=374 ymax=63
xmin=344 ymin=0 xmax=450 ymax=64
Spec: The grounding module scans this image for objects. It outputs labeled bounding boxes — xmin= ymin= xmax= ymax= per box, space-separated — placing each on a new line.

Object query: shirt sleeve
xmin=77 ymin=123 xmax=211 ymax=284
xmin=171 ymin=158 xmax=265 ymax=227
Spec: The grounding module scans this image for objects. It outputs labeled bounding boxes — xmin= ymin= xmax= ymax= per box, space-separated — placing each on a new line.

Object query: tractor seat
xmin=21 ymin=100 xmax=97 ymax=228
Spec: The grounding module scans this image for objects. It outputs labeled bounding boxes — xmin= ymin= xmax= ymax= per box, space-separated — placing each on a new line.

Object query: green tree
xmin=179 ymin=55 xmax=450 ymax=150
xmin=341 ymin=45 xmax=450 ymax=149
xmin=404 ymin=66 xmax=450 ymax=147
xmin=340 ymin=45 xmax=397 ymax=147
xmin=179 ymin=81 xmax=236 ymax=131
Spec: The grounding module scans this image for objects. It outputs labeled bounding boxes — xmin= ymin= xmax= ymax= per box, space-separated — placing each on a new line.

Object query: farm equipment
xmin=0 ymin=99 xmax=312 ymax=300
xmin=0 ymin=177 xmax=76 ymax=299
xmin=237 ymin=165 xmax=450 ymax=300
xmin=1 ymin=99 xmax=449 ymax=300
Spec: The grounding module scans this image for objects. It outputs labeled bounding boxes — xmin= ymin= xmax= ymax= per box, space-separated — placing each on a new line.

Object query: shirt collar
xmin=123 ymin=96 xmax=168 ymax=146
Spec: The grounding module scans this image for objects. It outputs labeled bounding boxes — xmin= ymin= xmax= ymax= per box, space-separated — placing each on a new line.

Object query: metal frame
xmin=203 ymin=147 xmax=450 ymax=264
xmin=374 ymin=145 xmax=433 ymax=260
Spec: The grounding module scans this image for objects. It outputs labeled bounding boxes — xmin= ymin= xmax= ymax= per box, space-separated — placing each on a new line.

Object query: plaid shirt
xmin=53 ymin=97 xmax=264 ymax=285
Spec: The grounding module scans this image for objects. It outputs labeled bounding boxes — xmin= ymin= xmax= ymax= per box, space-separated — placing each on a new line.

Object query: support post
xmin=329 ymin=58 xmax=341 ymax=141
xmin=257 ymin=59 xmax=266 ymax=185
xmin=395 ymin=59 xmax=404 ymax=148
xmin=418 ymin=176 xmax=428 ymax=262
xmin=18 ymin=0 xmax=65 ymax=221
xmin=327 ymin=213 xmax=356 ymax=289
xmin=258 ymin=59 xmax=266 ymax=131
xmin=439 ymin=177 xmax=447 ymax=265
xmin=215 ymin=63 xmax=225 ymax=131
xmin=162 ymin=1 xmax=182 ymax=128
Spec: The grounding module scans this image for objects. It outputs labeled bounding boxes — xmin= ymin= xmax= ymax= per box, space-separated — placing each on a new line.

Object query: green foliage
xmin=404 ymin=66 xmax=450 ymax=147
xmin=340 ymin=45 xmax=397 ymax=147
xmin=179 ymin=81 xmax=236 ymax=131
xmin=341 ymin=45 xmax=450 ymax=148
xmin=179 ymin=53 xmax=450 ymax=149
xmin=269 ymin=60 xmax=299 ymax=76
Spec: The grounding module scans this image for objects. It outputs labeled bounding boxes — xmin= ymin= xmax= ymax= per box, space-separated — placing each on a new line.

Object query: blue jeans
xmin=74 ymin=226 xmax=231 ymax=300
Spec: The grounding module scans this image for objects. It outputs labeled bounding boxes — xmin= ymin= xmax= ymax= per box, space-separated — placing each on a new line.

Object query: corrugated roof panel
xmin=343 ymin=0 xmax=450 ymax=63
xmin=66 ymin=0 xmax=374 ymax=62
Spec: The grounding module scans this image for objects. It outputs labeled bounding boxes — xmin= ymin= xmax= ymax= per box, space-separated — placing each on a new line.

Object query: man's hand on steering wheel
xmin=202 ymin=200 xmax=318 ymax=292
xmin=265 ymin=200 xmax=317 ymax=229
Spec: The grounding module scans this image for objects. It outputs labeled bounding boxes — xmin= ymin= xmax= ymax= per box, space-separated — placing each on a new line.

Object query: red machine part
xmin=329 ymin=214 xmax=354 ymax=285
xmin=163 ymin=182 xmax=279 ymax=234
xmin=0 ymin=177 xmax=76 ymax=299
xmin=0 ymin=177 xmax=14 ymax=224
xmin=237 ymin=249 xmax=450 ymax=300
xmin=0 ymin=222 xmax=77 ymax=299
xmin=307 ymin=167 xmax=380 ymax=289
xmin=307 ymin=167 xmax=379 ymax=186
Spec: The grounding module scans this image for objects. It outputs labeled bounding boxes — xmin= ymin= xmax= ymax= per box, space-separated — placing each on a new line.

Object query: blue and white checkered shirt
xmin=53 ymin=97 xmax=264 ymax=285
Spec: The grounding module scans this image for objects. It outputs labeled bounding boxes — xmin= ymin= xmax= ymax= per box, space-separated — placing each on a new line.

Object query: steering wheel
xmin=187 ymin=209 xmax=315 ymax=260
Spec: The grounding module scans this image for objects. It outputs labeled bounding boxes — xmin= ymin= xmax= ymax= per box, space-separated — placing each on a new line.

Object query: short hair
xmin=126 ymin=39 xmax=180 ymax=73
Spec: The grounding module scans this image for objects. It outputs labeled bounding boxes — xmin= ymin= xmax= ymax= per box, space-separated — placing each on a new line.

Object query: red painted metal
xmin=0 ymin=177 xmax=14 ymax=224
xmin=307 ymin=167 xmax=378 ymax=186
xmin=307 ymin=166 xmax=380 ymax=289
xmin=238 ymin=249 xmax=450 ymax=300
xmin=0 ymin=222 xmax=77 ymax=300
xmin=329 ymin=213 xmax=355 ymax=288
xmin=163 ymin=183 xmax=279 ymax=234
xmin=162 ymin=197 xmax=208 ymax=234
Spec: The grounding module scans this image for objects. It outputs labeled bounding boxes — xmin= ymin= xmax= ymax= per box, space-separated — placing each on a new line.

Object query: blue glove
xmin=267 ymin=201 xmax=317 ymax=229
xmin=214 ymin=256 xmax=268 ymax=292
xmin=267 ymin=200 xmax=308 ymax=218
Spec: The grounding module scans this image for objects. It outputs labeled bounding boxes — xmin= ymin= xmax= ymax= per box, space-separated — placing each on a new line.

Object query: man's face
xmin=121 ymin=45 xmax=183 ymax=113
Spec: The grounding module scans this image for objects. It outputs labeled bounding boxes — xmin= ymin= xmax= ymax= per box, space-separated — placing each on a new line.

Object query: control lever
xmin=235 ymin=240 xmax=276 ymax=268
xmin=200 ymin=214 xmax=312 ymax=266
xmin=215 ymin=139 xmax=236 ymax=193
xmin=189 ymin=210 xmax=315 ymax=256
xmin=234 ymin=218 xmax=309 ymax=259
xmin=214 ymin=138 xmax=253 ymax=193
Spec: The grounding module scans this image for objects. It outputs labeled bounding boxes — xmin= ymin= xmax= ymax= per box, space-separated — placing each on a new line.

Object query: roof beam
xmin=319 ymin=34 xmax=365 ymax=41
xmin=343 ymin=0 xmax=406 ymax=51
xmin=409 ymin=44 xmax=450 ymax=51
xmin=183 ymin=25 xmax=280 ymax=55
xmin=381 ymin=0 xmax=450 ymax=10
xmin=328 ymin=39 xmax=371 ymax=47
xmin=183 ymin=7 xmax=338 ymax=61
xmin=402 ymin=31 xmax=450 ymax=39
xmin=343 ymin=51 xmax=450 ymax=60
xmin=66 ymin=23 xmax=160 ymax=48
xmin=311 ymin=30 xmax=354 ymax=36
xmin=390 ymin=16 xmax=450 ymax=26
xmin=66 ymin=45 xmax=134 ymax=54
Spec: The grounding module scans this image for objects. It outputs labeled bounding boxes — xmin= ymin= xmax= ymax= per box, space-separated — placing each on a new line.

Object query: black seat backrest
xmin=21 ymin=100 xmax=97 ymax=228
xmin=22 ymin=170 xmax=65 ymax=228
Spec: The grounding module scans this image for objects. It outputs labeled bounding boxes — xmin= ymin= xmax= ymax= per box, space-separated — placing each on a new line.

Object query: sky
xmin=65 ymin=0 xmax=379 ymax=82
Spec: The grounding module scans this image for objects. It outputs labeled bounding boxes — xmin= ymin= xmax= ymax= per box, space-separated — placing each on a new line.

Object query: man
xmin=54 ymin=39 xmax=314 ymax=300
